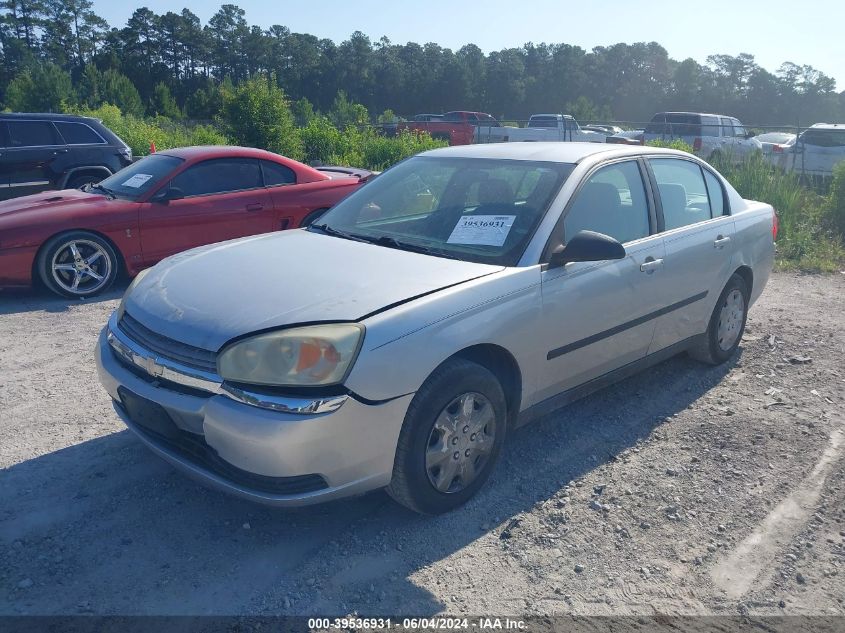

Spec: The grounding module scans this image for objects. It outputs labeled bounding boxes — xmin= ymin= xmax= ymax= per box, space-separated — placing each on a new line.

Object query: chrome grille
xmin=118 ymin=312 xmax=217 ymax=373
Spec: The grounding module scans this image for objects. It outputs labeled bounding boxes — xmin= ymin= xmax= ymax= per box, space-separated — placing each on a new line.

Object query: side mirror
xmin=548 ymin=230 xmax=626 ymax=268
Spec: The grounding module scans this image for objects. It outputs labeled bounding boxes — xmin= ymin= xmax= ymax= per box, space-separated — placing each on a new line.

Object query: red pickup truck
xmin=400 ymin=111 xmax=500 ymax=145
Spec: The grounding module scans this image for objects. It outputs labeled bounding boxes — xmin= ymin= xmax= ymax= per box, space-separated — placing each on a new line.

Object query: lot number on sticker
xmin=121 ymin=174 xmax=153 ymax=188
xmin=447 ymin=215 xmax=516 ymax=247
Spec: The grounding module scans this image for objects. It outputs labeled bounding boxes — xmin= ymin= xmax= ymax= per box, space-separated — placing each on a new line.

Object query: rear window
xmin=801 ymin=129 xmax=845 ymax=147
xmin=261 ymin=160 xmax=296 ymax=186
xmin=55 ymin=121 xmax=105 ymax=144
xmin=528 ymin=117 xmax=559 ymax=128
xmin=6 ymin=120 xmax=61 ymax=147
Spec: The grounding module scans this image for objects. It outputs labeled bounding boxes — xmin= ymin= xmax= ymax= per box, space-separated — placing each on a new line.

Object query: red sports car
xmin=0 ymin=146 xmax=372 ymax=297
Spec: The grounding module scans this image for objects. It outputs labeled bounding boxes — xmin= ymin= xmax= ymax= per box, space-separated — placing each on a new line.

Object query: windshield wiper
xmin=88 ymin=183 xmax=117 ymax=199
xmin=309 ymin=223 xmax=371 ymax=243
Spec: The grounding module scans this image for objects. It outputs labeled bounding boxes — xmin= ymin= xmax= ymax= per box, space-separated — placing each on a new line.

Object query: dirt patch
xmin=1 ymin=272 xmax=843 ymax=616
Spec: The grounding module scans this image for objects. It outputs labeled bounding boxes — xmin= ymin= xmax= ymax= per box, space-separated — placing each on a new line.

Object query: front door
xmin=139 ymin=157 xmax=275 ymax=264
xmin=536 ymin=159 xmax=666 ymax=402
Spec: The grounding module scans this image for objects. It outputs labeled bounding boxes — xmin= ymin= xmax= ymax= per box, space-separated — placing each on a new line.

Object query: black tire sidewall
xmin=394 ymin=361 xmax=508 ymax=514
xmin=37 ymin=231 xmax=119 ymax=298
xmin=707 ymin=274 xmax=749 ymax=363
xmin=66 ymin=174 xmax=102 ymax=190
xmin=300 ymin=208 xmax=328 ymax=227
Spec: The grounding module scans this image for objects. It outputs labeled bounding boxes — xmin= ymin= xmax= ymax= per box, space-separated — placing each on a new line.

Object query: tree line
xmin=1 ymin=1 xmax=843 ymax=126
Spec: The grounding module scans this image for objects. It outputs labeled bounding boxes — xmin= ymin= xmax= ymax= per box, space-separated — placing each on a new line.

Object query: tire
xmin=300 ymin=207 xmax=329 ymax=227
xmin=688 ymin=273 xmax=749 ymax=365
xmin=66 ymin=172 xmax=105 ymax=190
xmin=37 ymin=231 xmax=120 ymax=298
xmin=387 ymin=358 xmax=508 ymax=514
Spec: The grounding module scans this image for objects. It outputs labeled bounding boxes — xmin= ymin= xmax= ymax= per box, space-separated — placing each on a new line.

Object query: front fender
xmin=345 ymin=267 xmax=543 ymax=409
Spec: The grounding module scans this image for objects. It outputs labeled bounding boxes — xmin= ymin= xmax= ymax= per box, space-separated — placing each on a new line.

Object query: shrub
xmin=68 ymin=103 xmax=228 ymax=156
xmin=217 ymin=75 xmax=303 ymax=160
xmin=300 ymin=117 xmax=446 ymax=170
xmin=645 ymin=138 xmax=694 ymax=153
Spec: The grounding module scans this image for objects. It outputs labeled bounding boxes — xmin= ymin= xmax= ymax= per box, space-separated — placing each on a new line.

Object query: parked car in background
xmin=413 ymin=114 xmax=444 ymax=122
xmin=582 ymin=124 xmax=624 ymax=137
xmin=96 ymin=142 xmax=775 ymax=514
xmin=476 ymin=114 xmax=605 ymax=143
xmin=0 ymin=146 xmax=372 ymax=298
xmin=642 ymin=112 xmax=761 ymax=160
xmin=606 ymin=130 xmax=644 ymax=145
xmin=400 ymin=111 xmax=499 ymax=145
xmin=752 ymin=131 xmax=797 ymax=167
xmin=0 ymin=113 xmax=133 ymax=201
xmin=779 ymin=124 xmax=845 ymax=177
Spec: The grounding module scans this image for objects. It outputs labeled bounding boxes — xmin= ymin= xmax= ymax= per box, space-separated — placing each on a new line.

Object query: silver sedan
xmin=95 ymin=143 xmax=776 ymax=514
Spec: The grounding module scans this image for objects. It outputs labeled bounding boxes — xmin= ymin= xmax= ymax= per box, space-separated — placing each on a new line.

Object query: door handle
xmin=246 ymin=203 xmax=264 ymax=212
xmin=53 ymin=149 xmax=69 ymax=155
xmin=639 ymin=257 xmax=664 ymax=273
xmin=713 ymin=235 xmax=731 ymax=248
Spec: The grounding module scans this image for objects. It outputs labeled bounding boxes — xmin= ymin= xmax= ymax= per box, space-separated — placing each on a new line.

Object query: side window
xmin=651 ymin=158 xmax=712 ymax=230
xmin=7 ymin=120 xmax=61 ymax=147
xmin=701 ymin=116 xmax=720 ymax=137
xmin=732 ymin=120 xmax=747 ymax=138
xmin=563 ymin=161 xmax=650 ymax=244
xmin=702 ymin=169 xmax=726 ymax=217
xmin=720 ymin=118 xmax=733 ymax=138
xmin=171 ymin=158 xmax=262 ymax=197
xmin=260 ymin=160 xmax=296 ymax=186
xmin=55 ymin=121 xmax=105 ymax=144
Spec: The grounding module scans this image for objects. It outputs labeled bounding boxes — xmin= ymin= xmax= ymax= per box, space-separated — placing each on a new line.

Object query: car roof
xmin=655 ymin=111 xmax=738 ymax=119
xmin=809 ymin=123 xmax=845 ymax=129
xmin=419 ymin=141 xmax=684 ymax=163
xmin=158 ymin=145 xmax=295 ymax=161
xmin=0 ymin=112 xmax=103 ymax=123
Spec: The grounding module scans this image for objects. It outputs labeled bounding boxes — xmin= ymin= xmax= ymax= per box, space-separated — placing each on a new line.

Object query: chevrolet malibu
xmin=96 ymin=143 xmax=776 ymax=514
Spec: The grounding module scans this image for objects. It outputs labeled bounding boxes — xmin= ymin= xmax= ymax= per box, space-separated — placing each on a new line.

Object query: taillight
xmin=692 ymin=137 xmax=702 ymax=151
xmin=772 ymin=144 xmax=784 ymax=153
xmin=772 ymin=208 xmax=779 ymax=241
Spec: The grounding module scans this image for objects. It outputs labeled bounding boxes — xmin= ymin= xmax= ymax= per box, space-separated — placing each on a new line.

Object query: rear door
xmin=645 ymin=157 xmax=736 ymax=353
xmin=536 ymin=159 xmax=666 ymax=401
xmin=0 ymin=120 xmax=66 ymax=198
xmin=138 ymin=157 xmax=274 ymax=264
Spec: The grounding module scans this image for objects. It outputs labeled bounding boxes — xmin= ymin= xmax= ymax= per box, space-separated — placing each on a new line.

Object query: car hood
xmin=124 ymin=230 xmax=504 ymax=351
xmin=0 ymin=188 xmax=111 ymax=219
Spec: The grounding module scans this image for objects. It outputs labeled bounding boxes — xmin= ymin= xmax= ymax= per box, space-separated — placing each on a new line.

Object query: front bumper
xmin=95 ymin=326 xmax=413 ymax=506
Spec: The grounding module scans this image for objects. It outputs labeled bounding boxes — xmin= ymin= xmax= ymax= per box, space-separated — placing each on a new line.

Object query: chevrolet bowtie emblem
xmin=139 ymin=355 xmax=165 ymax=378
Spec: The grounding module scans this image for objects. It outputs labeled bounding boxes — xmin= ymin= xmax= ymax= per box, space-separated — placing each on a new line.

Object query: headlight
xmin=116 ymin=267 xmax=151 ymax=320
xmin=217 ymin=324 xmax=365 ymax=387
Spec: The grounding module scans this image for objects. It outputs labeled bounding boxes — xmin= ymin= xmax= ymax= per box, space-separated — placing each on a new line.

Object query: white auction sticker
xmin=447 ymin=215 xmax=516 ymax=247
xmin=121 ymin=174 xmax=153 ymax=188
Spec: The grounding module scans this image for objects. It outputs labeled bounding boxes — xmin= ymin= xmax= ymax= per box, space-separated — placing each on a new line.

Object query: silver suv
xmin=781 ymin=123 xmax=845 ymax=177
xmin=642 ymin=112 xmax=761 ymax=160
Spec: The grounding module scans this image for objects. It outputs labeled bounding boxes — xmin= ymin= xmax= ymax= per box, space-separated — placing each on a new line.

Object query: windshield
xmin=96 ymin=154 xmax=184 ymax=200
xmin=310 ymin=156 xmax=573 ymax=266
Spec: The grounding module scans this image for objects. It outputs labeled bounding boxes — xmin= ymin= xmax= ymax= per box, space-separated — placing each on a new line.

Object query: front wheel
xmin=387 ymin=359 xmax=508 ymax=514
xmin=688 ymin=273 xmax=749 ymax=365
xmin=37 ymin=231 xmax=119 ymax=298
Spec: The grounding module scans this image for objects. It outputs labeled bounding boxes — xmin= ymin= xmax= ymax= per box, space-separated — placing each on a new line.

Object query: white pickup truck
xmin=475 ymin=114 xmax=606 ymax=144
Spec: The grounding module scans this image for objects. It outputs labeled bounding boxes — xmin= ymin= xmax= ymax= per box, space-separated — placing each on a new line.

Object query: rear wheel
xmin=688 ymin=273 xmax=749 ymax=365
xmin=387 ymin=359 xmax=507 ymax=514
xmin=37 ymin=231 xmax=119 ymax=298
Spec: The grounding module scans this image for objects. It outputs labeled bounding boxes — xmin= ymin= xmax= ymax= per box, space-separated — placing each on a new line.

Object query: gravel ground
xmin=1 ymin=271 xmax=844 ymax=617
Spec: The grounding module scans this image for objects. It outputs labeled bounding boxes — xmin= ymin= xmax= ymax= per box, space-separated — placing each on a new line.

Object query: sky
xmin=92 ymin=0 xmax=845 ymax=90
